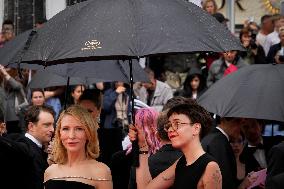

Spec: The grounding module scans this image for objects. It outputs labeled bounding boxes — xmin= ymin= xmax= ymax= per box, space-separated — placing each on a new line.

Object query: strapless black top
xmin=44 ymin=179 xmax=95 ymax=189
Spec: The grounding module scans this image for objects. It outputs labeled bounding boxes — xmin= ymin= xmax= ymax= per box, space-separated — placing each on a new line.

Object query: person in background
xmin=1 ymin=20 xmax=15 ymax=45
xmin=256 ymin=15 xmax=274 ymax=48
xmin=230 ymin=133 xmax=258 ymax=189
xmin=202 ymin=0 xmax=218 ymax=15
xmin=267 ymin=26 xmax=284 ymax=64
xmin=238 ymin=27 xmax=266 ymax=65
xmin=207 ymin=50 xmax=247 ymax=87
xmin=30 ymin=89 xmax=45 ymax=106
xmin=18 ymin=88 xmax=46 ymax=132
xmin=0 ymin=65 xmax=28 ymax=134
xmin=0 ymin=105 xmax=55 ymax=189
xmin=202 ymin=117 xmax=243 ymax=189
xmin=101 ymin=82 xmax=131 ymax=165
xmin=265 ymin=141 xmax=284 ymax=189
xmin=44 ymin=86 xmax=64 ymax=119
xmin=135 ymin=68 xmax=173 ymax=112
xmin=263 ymin=14 xmax=284 ymax=56
xmin=44 ymin=105 xmax=112 ymax=189
xmin=240 ymin=119 xmax=278 ymax=174
xmin=70 ymin=85 xmax=85 ymax=105
xmin=174 ymin=67 xmax=207 ymax=99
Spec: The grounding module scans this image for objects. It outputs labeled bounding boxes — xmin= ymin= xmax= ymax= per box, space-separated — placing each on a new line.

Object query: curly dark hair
xmin=167 ymin=103 xmax=213 ymax=139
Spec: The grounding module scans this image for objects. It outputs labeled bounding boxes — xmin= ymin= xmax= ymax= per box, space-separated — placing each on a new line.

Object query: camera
xmin=249 ymin=30 xmax=258 ymax=50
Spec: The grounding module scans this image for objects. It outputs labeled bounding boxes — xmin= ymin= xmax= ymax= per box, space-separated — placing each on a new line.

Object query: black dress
xmin=173 ymin=153 xmax=216 ymax=189
xmin=44 ymin=180 xmax=95 ymax=189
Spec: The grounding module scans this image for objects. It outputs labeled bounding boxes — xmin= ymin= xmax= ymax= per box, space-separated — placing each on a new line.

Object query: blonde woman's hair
xmin=202 ymin=0 xmax=218 ymax=14
xmin=52 ymin=105 xmax=100 ymax=164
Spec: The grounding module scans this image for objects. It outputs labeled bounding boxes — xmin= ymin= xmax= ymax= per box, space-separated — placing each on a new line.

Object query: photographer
xmin=238 ymin=27 xmax=267 ymax=65
xmin=267 ymin=26 xmax=284 ymax=64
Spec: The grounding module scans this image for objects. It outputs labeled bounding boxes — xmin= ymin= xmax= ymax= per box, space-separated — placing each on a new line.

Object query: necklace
xmin=51 ymin=176 xmax=111 ymax=181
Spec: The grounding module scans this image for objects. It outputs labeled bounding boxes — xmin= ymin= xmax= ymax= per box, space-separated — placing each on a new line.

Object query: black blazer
xmin=240 ymin=136 xmax=283 ymax=174
xmin=201 ymin=128 xmax=237 ymax=189
xmin=266 ymin=43 xmax=281 ymax=64
xmin=0 ymin=134 xmax=48 ymax=189
xmin=266 ymin=141 xmax=284 ymax=189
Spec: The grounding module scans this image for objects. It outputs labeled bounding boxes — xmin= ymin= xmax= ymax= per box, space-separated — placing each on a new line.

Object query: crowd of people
xmin=0 ymin=0 xmax=284 ymax=189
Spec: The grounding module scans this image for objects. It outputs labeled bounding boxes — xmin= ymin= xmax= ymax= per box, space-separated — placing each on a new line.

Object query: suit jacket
xmin=201 ymin=128 xmax=237 ymax=189
xmin=240 ymin=136 xmax=283 ymax=174
xmin=265 ymin=141 xmax=284 ymax=189
xmin=266 ymin=42 xmax=281 ymax=64
xmin=0 ymin=134 xmax=48 ymax=189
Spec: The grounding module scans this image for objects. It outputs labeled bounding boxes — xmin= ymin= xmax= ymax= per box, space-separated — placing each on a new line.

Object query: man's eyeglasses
xmin=164 ymin=122 xmax=193 ymax=132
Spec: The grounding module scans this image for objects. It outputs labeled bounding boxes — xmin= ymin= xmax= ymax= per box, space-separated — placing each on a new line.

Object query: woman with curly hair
xmin=130 ymin=103 xmax=222 ymax=189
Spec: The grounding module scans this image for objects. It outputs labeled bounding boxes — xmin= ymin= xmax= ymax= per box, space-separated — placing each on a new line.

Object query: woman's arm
xmin=95 ymin=163 xmax=113 ymax=189
xmin=136 ymin=153 xmax=176 ymax=189
xmin=201 ymin=161 xmax=222 ymax=189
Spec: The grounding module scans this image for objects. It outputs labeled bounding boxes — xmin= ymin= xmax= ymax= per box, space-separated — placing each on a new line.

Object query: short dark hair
xmin=78 ymin=89 xmax=103 ymax=110
xmin=24 ymin=105 xmax=55 ymax=129
xmin=2 ymin=19 xmax=13 ymax=27
xmin=162 ymin=96 xmax=197 ymax=111
xmin=157 ymin=97 xmax=198 ymax=141
xmin=167 ymin=103 xmax=213 ymax=139
xmin=260 ymin=14 xmax=271 ymax=24
xmin=30 ymin=88 xmax=45 ymax=99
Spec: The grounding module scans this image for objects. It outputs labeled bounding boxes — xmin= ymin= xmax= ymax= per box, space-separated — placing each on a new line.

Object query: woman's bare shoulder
xmin=88 ymin=160 xmax=112 ymax=180
xmin=44 ymin=164 xmax=60 ymax=181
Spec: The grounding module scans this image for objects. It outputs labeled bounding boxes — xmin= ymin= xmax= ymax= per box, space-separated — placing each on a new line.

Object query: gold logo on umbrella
xmin=81 ymin=40 xmax=102 ymax=50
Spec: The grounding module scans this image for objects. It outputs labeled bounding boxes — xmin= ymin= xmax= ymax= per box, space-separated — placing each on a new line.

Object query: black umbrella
xmin=7 ymin=60 xmax=149 ymax=83
xmin=198 ymin=64 xmax=284 ymax=122
xmin=18 ymin=0 xmax=243 ymax=64
xmin=28 ymin=70 xmax=86 ymax=89
xmin=1 ymin=0 xmax=244 ymax=167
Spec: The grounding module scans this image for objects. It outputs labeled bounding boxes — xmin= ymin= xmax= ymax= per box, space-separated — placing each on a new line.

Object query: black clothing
xmin=110 ymin=150 xmax=133 ymax=189
xmin=266 ymin=141 xmax=284 ymax=189
xmin=240 ymin=136 xmax=283 ymax=174
xmin=266 ymin=43 xmax=281 ymax=64
xmin=174 ymin=67 xmax=207 ymax=99
xmin=173 ymin=153 xmax=216 ymax=189
xmin=148 ymin=144 xmax=182 ymax=178
xmin=44 ymin=180 xmax=95 ymax=189
xmin=0 ymin=133 xmax=48 ymax=189
xmin=201 ymin=128 xmax=237 ymax=189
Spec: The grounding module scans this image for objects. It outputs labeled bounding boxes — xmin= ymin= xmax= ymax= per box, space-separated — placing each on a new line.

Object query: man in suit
xmin=202 ymin=117 xmax=242 ymax=189
xmin=240 ymin=119 xmax=282 ymax=174
xmin=0 ymin=105 xmax=55 ymax=189
xmin=266 ymin=141 xmax=284 ymax=189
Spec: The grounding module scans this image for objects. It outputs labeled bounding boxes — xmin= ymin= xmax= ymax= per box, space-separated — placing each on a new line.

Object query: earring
xmin=96 ymin=116 xmax=100 ymax=124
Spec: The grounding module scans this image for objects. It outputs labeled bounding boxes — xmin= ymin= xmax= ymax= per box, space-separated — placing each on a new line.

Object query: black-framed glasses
xmin=164 ymin=122 xmax=193 ymax=132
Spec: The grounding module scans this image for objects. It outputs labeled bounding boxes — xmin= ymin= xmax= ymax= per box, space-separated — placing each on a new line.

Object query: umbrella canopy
xmin=18 ymin=0 xmax=243 ymax=64
xmin=198 ymin=64 xmax=284 ymax=122
xmin=7 ymin=59 xmax=149 ymax=84
xmin=28 ymin=70 xmax=86 ymax=88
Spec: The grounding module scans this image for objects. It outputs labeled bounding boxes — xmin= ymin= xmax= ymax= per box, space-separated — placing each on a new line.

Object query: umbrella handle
xmin=128 ymin=59 xmax=140 ymax=167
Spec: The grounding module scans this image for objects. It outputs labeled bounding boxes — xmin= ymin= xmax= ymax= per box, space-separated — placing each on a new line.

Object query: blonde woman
xmin=202 ymin=0 xmax=218 ymax=15
xmin=44 ymin=105 xmax=112 ymax=189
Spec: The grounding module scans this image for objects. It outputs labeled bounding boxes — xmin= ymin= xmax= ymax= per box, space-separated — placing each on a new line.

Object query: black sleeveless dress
xmin=44 ymin=180 xmax=95 ymax=189
xmin=173 ymin=153 xmax=216 ymax=189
